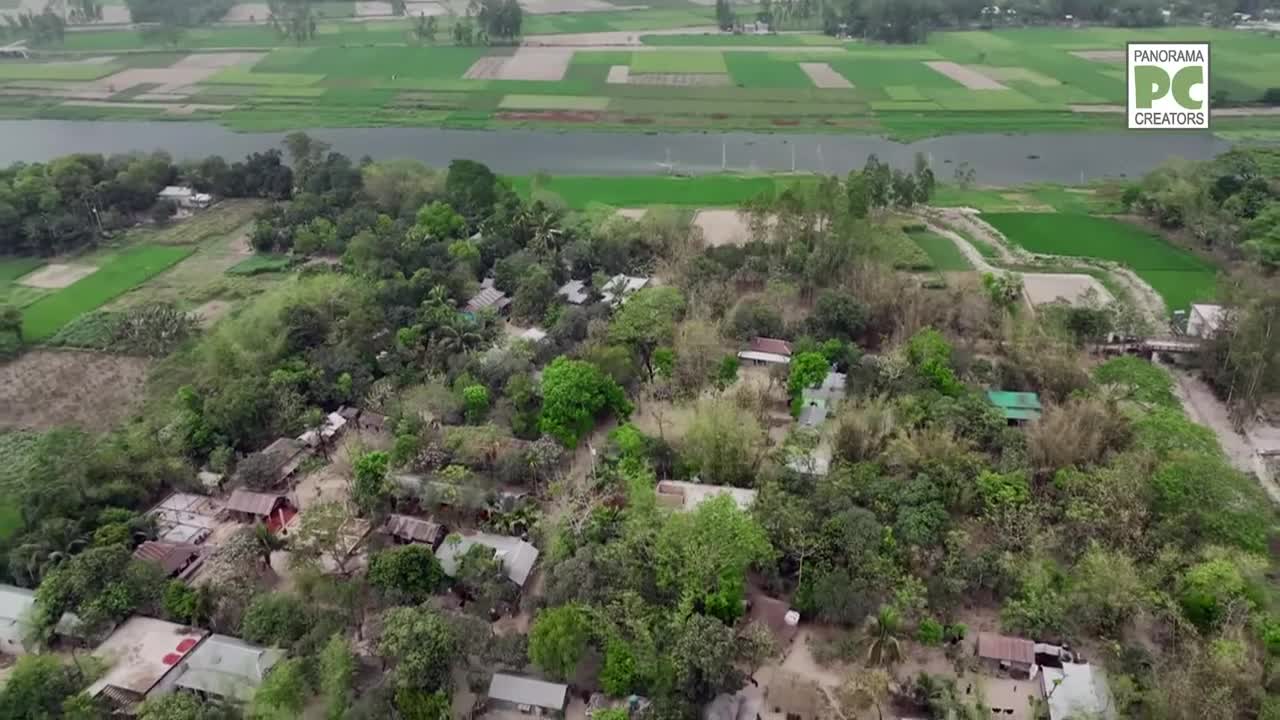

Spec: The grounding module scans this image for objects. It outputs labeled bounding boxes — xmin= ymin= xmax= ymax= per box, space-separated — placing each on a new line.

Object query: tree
xmin=368 ymin=544 xmax=447 ymax=604
xmin=267 ymin=0 xmax=316 ymax=44
xmin=289 ymin=501 xmax=359 ymax=575
xmin=251 ymin=657 xmax=310 ymax=720
xmin=670 ymin=613 xmax=744 ymax=704
xmin=655 ymin=494 xmax=773 ymax=618
xmin=241 ymin=592 xmax=312 ymax=648
xmin=682 ymin=397 xmax=766 ymax=487
xmin=1068 ymin=542 xmax=1145 ymax=636
xmin=445 ymin=159 xmax=497 ymax=227
xmin=539 ymin=356 xmax=632 ymax=447
xmin=0 ymin=654 xmax=84 ymax=720
xmin=0 ymin=303 xmax=22 ymax=345
xmin=837 ymin=669 xmax=892 ymax=720
xmin=379 ymin=606 xmax=457 ymax=692
xmin=788 ymin=351 xmax=829 ymax=398
xmin=34 ymin=544 xmax=162 ymax=638
xmin=319 ymin=634 xmax=356 ymax=720
xmin=715 ymin=0 xmax=735 ymax=29
xmin=462 ymin=384 xmax=490 ymax=424
xmin=352 ymin=450 xmax=392 ymax=516
xmin=528 ymin=604 xmax=593 ymax=680
xmin=865 ymin=605 xmax=903 ymax=666
xmin=139 ymin=693 xmax=236 ymax=720
xmin=511 ymin=264 xmax=557 ymax=322
xmin=810 ymin=290 xmax=867 ymax=342
xmin=608 ymin=287 xmax=686 ymax=382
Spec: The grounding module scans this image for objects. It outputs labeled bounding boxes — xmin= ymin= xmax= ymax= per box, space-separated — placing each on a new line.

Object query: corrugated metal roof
xmin=225 ymin=489 xmax=286 ymax=517
xmin=1040 ymin=663 xmax=1116 ymax=720
xmin=558 ymin=280 xmax=589 ymax=304
xmin=749 ymin=337 xmax=792 ymax=356
xmin=488 ymin=673 xmax=568 ymax=710
xmin=986 ymin=390 xmax=1042 ymax=410
xmin=132 ymin=542 xmax=202 ymax=576
xmin=175 ymin=634 xmax=283 ymax=701
xmin=466 ymin=286 xmax=511 ymax=312
xmin=435 ymin=532 xmax=539 ymax=586
xmin=384 ymin=514 xmax=444 ymax=545
xmin=976 ymin=632 xmax=1035 ymax=665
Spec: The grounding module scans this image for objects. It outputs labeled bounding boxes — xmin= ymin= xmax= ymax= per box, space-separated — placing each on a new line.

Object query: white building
xmin=601 ymin=274 xmax=650 ymax=307
xmin=1041 ymin=663 xmax=1116 ymax=720
xmin=171 ymin=634 xmax=284 ymax=702
xmin=87 ymin=617 xmax=208 ymax=711
xmin=0 ymin=584 xmax=85 ymax=656
xmin=557 ymin=279 xmax=589 ymax=305
xmin=1187 ymin=303 xmax=1226 ymax=338
xmin=157 ymin=186 xmax=213 ymax=209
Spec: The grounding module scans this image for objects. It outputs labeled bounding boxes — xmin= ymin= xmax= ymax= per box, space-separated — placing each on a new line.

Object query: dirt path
xmin=1165 ymin=362 xmax=1280 ymax=503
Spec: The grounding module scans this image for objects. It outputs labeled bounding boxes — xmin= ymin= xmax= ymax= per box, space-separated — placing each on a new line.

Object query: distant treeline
xmin=0 ymin=150 xmax=291 ymax=257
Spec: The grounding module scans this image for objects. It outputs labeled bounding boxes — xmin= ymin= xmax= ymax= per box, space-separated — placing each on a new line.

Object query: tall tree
xmin=539 ymin=356 xmax=632 ymax=447
xmin=528 ymin=604 xmax=593 ymax=680
xmin=608 ymin=287 xmax=686 ymax=382
xmin=379 ymin=606 xmax=457 ymax=693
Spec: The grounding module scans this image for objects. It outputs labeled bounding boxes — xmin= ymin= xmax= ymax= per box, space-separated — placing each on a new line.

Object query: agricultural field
xmin=982 ymin=212 xmax=1219 ymax=310
xmin=909 ymin=228 xmax=973 ymax=271
xmin=0 ymin=24 xmax=1275 ymax=137
xmin=508 ymin=173 xmax=816 ymax=209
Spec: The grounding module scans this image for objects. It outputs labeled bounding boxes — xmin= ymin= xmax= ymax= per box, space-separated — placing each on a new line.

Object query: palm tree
xmin=866 ymin=605 xmax=903 ymax=666
xmin=252 ymin=523 xmax=285 ymax=568
xmin=434 ymin=318 xmax=483 ymax=355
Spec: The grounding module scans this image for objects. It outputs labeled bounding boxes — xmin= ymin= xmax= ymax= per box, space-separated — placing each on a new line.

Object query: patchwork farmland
xmin=0 ymin=22 xmax=1275 ymax=138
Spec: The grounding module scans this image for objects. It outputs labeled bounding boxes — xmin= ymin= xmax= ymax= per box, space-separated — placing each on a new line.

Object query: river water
xmin=0 ymin=120 xmax=1232 ymax=183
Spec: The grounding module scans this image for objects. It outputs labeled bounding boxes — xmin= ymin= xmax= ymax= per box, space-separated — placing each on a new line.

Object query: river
xmin=0 ymin=120 xmax=1232 ymax=183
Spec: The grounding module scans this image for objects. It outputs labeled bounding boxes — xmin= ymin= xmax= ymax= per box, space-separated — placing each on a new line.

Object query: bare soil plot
xmin=1071 ymin=50 xmax=1125 ymax=62
xmin=0 ymin=350 xmax=150 ymax=431
xmin=17 ymin=263 xmax=97 ymax=289
xmin=798 ymin=62 xmax=852 ymax=89
xmin=616 ymin=208 xmax=647 ymax=219
xmin=463 ymin=55 xmax=508 ymax=80
xmin=171 ymin=52 xmax=264 ymax=69
xmin=45 ymin=56 xmax=117 ymax=66
xmin=694 ymin=209 xmax=752 ymax=246
xmin=518 ymin=0 xmax=615 ymax=12
xmin=606 ymin=65 xmax=630 ymax=84
xmin=86 ymin=52 xmax=263 ymax=95
xmin=626 ymin=72 xmax=731 ymax=86
xmin=925 ymin=60 xmax=1008 ymax=90
xmin=355 ymin=0 xmax=393 ymax=15
xmin=405 ymin=2 xmax=447 ymax=16
xmin=193 ymin=300 xmax=232 ymax=327
xmin=97 ymin=5 xmax=131 ymax=23
xmin=496 ymin=47 xmax=573 ymax=81
xmin=221 ymin=2 xmax=270 ymax=21
xmin=1022 ymin=272 xmax=1113 ymax=307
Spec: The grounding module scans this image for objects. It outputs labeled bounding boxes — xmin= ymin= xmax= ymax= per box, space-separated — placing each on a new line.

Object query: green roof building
xmin=986 ymin=390 xmax=1042 ymax=423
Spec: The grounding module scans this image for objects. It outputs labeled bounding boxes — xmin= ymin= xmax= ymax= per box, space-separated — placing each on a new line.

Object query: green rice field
xmin=982 ymin=213 xmax=1218 ymax=310
xmin=910 ymin=229 xmax=973 ymax=271
xmin=2 ymin=23 xmax=1276 ymax=138
xmin=20 ymin=245 xmax=193 ymax=341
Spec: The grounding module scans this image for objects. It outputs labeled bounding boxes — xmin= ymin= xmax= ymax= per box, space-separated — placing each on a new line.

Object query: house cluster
xmin=975 ymin=631 xmax=1116 ymax=720
xmin=380 ymin=506 xmax=541 ymax=593
xmin=0 ymin=588 xmax=282 ymax=714
xmin=558 ymin=274 xmax=652 ymax=309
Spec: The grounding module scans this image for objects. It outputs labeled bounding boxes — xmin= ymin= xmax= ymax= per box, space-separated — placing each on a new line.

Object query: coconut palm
xmin=435 ymin=318 xmax=484 ymax=355
xmin=865 ymin=605 xmax=904 ymax=666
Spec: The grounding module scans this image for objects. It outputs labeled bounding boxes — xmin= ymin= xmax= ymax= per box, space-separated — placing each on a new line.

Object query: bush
xmin=917 ymin=617 xmax=944 ymax=646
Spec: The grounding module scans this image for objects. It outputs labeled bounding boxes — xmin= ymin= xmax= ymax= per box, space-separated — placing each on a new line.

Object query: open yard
xmin=5 ymin=25 xmax=1272 ymax=137
xmin=982 ymin=213 xmax=1218 ymax=310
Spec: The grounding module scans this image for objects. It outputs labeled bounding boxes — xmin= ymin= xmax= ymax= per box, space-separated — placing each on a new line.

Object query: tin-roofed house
xmin=986 ymin=390 xmax=1043 ymax=425
xmin=1040 ymin=662 xmax=1116 ymax=720
xmin=486 ymin=672 xmax=568 ymax=717
xmin=601 ymin=274 xmax=649 ymax=307
xmin=237 ymin=437 xmax=308 ymax=487
xmin=87 ymin=617 xmax=208 ymax=713
xmin=466 ymin=278 xmax=512 ymax=315
xmin=976 ymin=631 xmax=1036 ymax=678
xmin=171 ymin=634 xmax=284 ymax=703
xmin=557 ymin=279 xmax=589 ymax=305
xmin=225 ymin=489 xmax=296 ymax=533
xmin=383 ymin=514 xmax=446 ymax=549
xmin=737 ymin=337 xmax=792 ymax=366
xmin=0 ymin=584 xmax=87 ymax=656
xmin=133 ymin=541 xmax=205 ymax=582
xmin=435 ymin=532 xmax=539 ymax=588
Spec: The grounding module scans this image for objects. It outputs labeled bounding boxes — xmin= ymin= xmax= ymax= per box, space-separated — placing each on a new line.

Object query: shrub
xmin=917 ymin=617 xmax=944 ymax=646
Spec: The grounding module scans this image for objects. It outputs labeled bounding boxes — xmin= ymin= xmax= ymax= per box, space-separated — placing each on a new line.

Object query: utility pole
xmin=721 ymin=140 xmax=726 ymax=171
xmin=791 ymin=144 xmax=796 ymax=172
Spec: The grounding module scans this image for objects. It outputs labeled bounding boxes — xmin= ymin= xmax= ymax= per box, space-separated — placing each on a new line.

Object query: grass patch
xmin=640 ymin=33 xmax=840 ymax=47
xmin=0 ymin=431 xmax=39 ymax=541
xmin=226 ymin=254 xmax=294 ymax=276
xmin=0 ymin=256 xmax=44 ymax=287
xmin=0 ymin=62 xmax=121 ymax=81
xmin=631 ymin=50 xmax=727 ymax=74
xmin=498 ymin=94 xmax=610 ymax=111
xmin=508 ymin=174 xmax=815 ymax=210
xmin=21 ymin=245 xmax=193 ymax=341
xmin=983 ymin=213 xmax=1218 ymax=309
xmin=910 ymin=229 xmax=972 ymax=271
xmin=206 ymin=67 xmax=325 ymax=86
xmin=264 ymin=45 xmax=489 ymax=79
xmin=724 ymin=53 xmax=812 ymax=89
